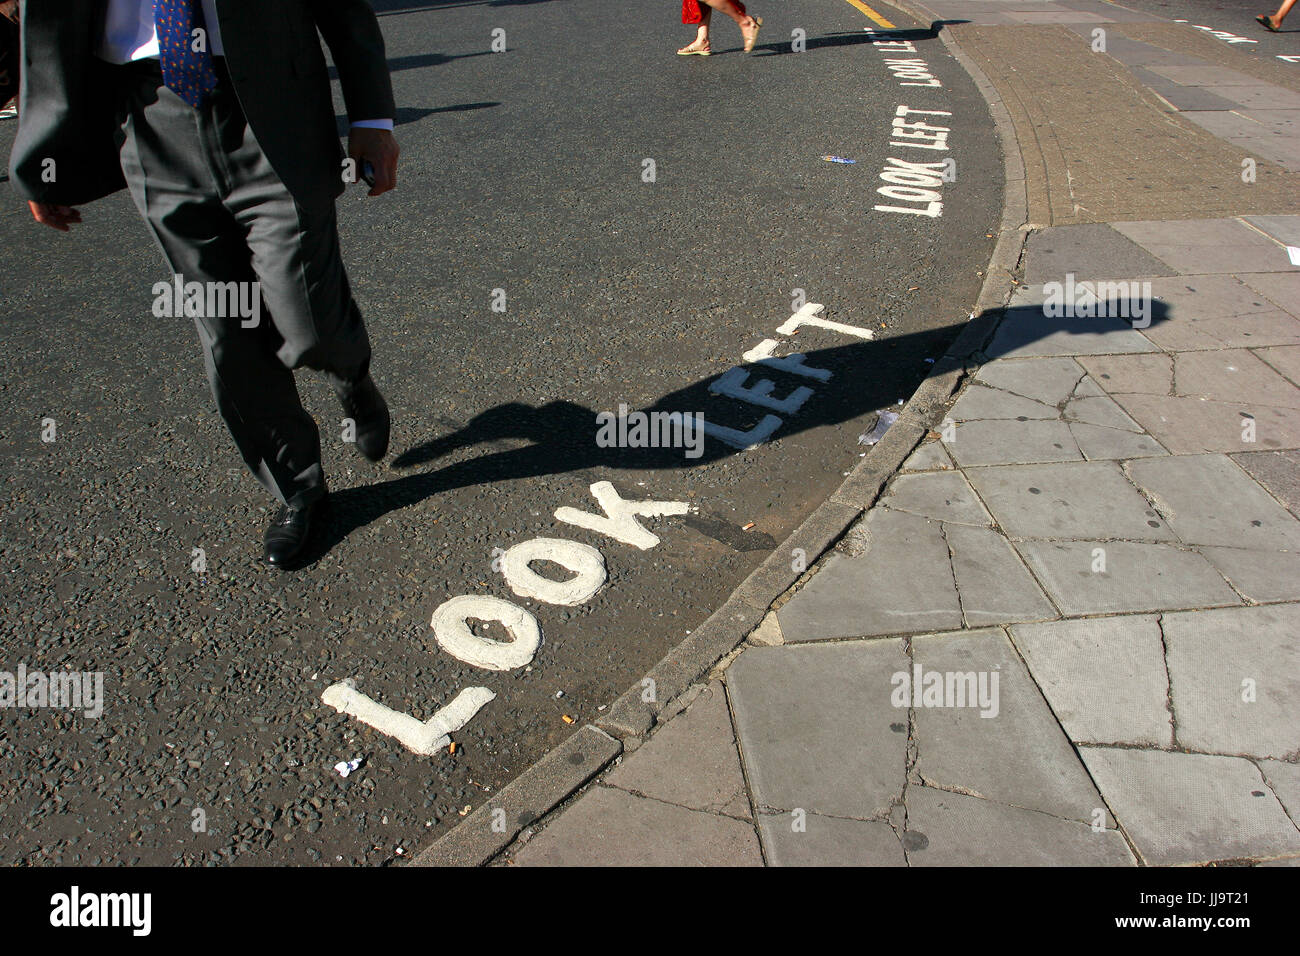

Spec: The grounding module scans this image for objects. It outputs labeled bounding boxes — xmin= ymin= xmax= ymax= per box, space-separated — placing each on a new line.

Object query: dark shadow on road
xmin=328 ymin=50 xmax=494 ymax=82
xmin=335 ymin=102 xmax=500 ymax=135
xmin=301 ymin=299 xmax=1172 ymax=564
xmin=752 ymin=25 xmax=944 ymax=56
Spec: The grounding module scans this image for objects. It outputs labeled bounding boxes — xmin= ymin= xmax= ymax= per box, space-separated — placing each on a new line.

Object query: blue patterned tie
xmin=154 ymin=0 xmax=219 ymax=108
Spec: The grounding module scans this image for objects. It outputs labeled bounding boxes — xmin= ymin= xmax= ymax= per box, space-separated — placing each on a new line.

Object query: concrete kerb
xmin=408 ymin=8 xmax=1031 ymax=867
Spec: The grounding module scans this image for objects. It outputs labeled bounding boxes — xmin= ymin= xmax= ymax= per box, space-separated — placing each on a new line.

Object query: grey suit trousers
xmin=115 ymin=57 xmax=370 ymax=510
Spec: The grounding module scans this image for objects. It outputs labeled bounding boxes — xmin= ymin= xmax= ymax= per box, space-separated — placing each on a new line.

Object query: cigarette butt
xmin=561 ymin=714 xmax=575 ymax=724
xmin=448 ymin=742 xmax=457 ymax=755
xmin=742 ymin=522 xmax=755 ymax=531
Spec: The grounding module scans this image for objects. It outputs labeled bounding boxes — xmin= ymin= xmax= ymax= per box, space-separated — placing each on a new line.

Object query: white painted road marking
xmin=321 ymin=681 xmax=496 ymax=756
xmin=431 ymin=594 xmax=543 ymax=671
xmin=555 ymin=480 xmax=691 ymax=550
xmin=500 ymin=536 xmax=607 ymax=606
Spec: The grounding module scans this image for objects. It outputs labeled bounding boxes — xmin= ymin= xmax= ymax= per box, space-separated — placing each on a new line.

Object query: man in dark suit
xmin=10 ymin=0 xmax=399 ymax=568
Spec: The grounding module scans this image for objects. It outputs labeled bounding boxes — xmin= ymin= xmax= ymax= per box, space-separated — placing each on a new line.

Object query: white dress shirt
xmin=96 ymin=0 xmax=392 ymax=129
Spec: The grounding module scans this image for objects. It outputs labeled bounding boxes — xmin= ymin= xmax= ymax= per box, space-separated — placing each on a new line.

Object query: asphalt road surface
xmin=0 ymin=0 xmax=999 ymax=864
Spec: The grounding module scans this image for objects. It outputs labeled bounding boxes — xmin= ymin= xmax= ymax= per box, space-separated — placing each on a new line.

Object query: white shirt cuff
xmin=350 ymin=119 xmax=394 ymax=131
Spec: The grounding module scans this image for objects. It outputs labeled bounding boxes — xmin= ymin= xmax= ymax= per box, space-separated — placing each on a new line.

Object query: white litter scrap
xmin=1288 ymin=245 xmax=1300 ymax=266
xmin=858 ymin=410 xmax=900 ymax=446
xmin=334 ymin=757 xmax=364 ymax=778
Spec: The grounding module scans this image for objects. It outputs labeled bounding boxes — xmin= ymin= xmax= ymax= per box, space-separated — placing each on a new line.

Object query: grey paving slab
xmin=777 ymin=509 xmax=961 ymax=641
xmin=1126 ymin=454 xmax=1300 ymax=550
xmin=1063 ymin=394 xmax=1143 ymax=430
xmin=1256 ymin=345 xmax=1300 ymax=387
xmin=1260 ymin=759 xmax=1300 ymax=825
xmin=1239 ymin=113 xmax=1300 ymax=137
xmin=1078 ymin=353 xmax=1173 ymax=395
xmin=1240 ymin=273 xmax=1300 ymax=319
xmin=1111 ymin=219 xmax=1284 ymax=274
xmin=1070 ymin=422 xmax=1169 ymax=460
xmin=1220 ymin=86 xmax=1300 ymax=112
xmin=1245 ymin=215 xmax=1300 ymax=247
xmin=511 ymin=785 xmax=762 ymax=866
xmin=945 ymin=523 xmax=1058 ymax=626
xmin=947 ymin=419 xmax=1083 ymax=466
xmin=757 ymin=811 xmax=905 ymax=866
xmin=1136 ymin=275 xmax=1300 ymax=351
xmin=604 ymin=682 xmax=750 ymax=818
xmin=883 ymin=471 xmax=992 ymax=527
xmin=1175 ymin=349 xmax=1300 ymax=409
xmin=1182 ymin=109 xmax=1275 ymax=142
xmin=975 ymin=356 xmax=1087 ymax=406
xmin=1011 ymin=616 xmax=1173 ymax=747
xmin=1004 ymin=10 xmax=1109 ymax=23
xmin=912 ymin=628 xmax=1109 ymax=823
xmin=1110 ymin=393 xmax=1300 ymax=454
xmin=1163 ymin=603 xmax=1300 ymax=759
xmin=1017 ymin=540 xmax=1239 ymax=615
xmin=1147 ymin=65 xmax=1264 ymax=87
xmin=987 ymin=291 xmax=1162 ymax=358
xmin=1133 ymin=72 xmax=1240 ymax=112
xmin=1200 ymin=546 xmax=1300 ymax=603
xmin=1231 ymin=449 xmax=1300 ymax=517
xmin=901 ymin=438 xmax=954 ymax=472
xmin=903 ymin=785 xmax=1135 ymax=866
xmin=948 ymin=384 xmax=1060 ymax=421
xmin=1081 ymin=747 xmax=1300 ymax=864
xmin=727 ymin=641 xmax=909 ymax=819
xmin=964 ymin=461 xmax=1175 ymax=540
xmin=1022 ymin=224 xmax=1176 ymax=285
xmin=1069 ymin=30 xmax=1201 ymax=68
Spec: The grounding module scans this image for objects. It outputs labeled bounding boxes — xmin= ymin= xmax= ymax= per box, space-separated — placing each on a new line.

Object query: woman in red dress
xmin=678 ymin=0 xmax=762 ymax=56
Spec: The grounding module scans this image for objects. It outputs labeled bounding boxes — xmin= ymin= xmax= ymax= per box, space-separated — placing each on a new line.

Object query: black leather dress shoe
xmin=336 ymin=374 xmax=390 ymax=462
xmin=263 ymin=496 xmax=327 ymax=568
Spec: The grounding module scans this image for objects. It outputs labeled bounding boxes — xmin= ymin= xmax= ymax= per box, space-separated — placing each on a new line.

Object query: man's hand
xmin=29 ymin=202 xmax=82 ymax=232
xmin=347 ymin=127 xmax=398 ymax=197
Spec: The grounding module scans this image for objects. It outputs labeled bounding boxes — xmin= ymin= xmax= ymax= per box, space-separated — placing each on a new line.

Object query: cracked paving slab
xmin=1016 ymin=539 xmax=1239 ymax=616
xmin=757 ymin=810 xmax=905 ymax=867
xmin=903 ymin=785 xmax=1134 ymax=866
xmin=1010 ymin=616 xmax=1174 ymax=747
xmin=776 ymin=509 xmax=962 ymax=641
xmin=881 ymin=471 xmax=993 ymax=527
xmin=1080 ymin=747 xmax=1300 ymax=865
xmin=727 ymin=641 xmax=909 ymax=821
xmin=602 ymin=681 xmax=750 ymax=819
xmin=1126 ymin=454 xmax=1300 ymax=551
xmin=1162 ymin=603 xmax=1300 ymax=760
xmin=910 ymin=628 xmax=1112 ymax=826
xmin=509 ymin=785 xmax=762 ymax=867
xmin=965 ymin=460 xmax=1175 ymax=540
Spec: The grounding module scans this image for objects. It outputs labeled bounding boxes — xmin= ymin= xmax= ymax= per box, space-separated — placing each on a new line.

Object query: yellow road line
xmin=842 ymin=0 xmax=896 ymax=28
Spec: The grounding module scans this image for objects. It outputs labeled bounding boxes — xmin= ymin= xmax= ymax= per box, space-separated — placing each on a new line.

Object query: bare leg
xmin=678 ymin=7 xmax=712 ymax=54
xmin=700 ymin=0 xmax=762 ymax=51
xmin=701 ymin=0 xmax=748 ymax=26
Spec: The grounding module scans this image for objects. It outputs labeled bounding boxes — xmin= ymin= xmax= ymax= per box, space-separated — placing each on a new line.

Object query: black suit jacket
xmin=9 ymin=0 xmax=395 ymax=207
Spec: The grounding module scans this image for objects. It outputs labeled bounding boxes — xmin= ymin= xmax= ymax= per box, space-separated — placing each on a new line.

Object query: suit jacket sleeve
xmin=310 ymin=0 xmax=395 ymax=124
